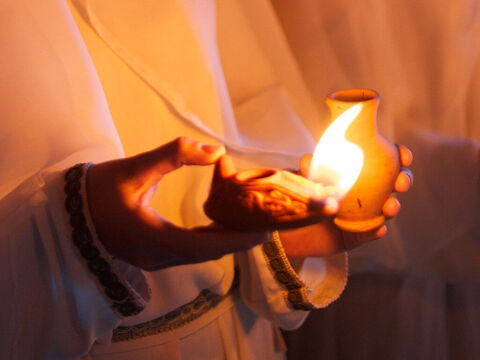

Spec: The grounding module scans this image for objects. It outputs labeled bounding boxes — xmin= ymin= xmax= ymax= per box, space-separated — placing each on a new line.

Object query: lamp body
xmin=204 ymin=168 xmax=329 ymax=231
xmin=327 ymin=89 xmax=400 ymax=232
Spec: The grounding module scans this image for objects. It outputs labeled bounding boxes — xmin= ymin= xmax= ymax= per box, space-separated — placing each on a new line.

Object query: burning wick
xmin=308 ymin=104 xmax=364 ymax=200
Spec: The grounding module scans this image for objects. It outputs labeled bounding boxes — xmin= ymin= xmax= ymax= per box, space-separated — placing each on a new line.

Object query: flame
xmin=308 ymin=104 xmax=364 ymax=198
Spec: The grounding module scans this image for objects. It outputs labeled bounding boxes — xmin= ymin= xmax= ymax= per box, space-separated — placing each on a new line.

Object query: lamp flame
xmin=308 ymin=104 xmax=364 ymax=199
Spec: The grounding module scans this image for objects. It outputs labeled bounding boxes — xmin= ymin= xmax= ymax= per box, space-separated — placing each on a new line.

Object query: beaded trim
xmin=64 ymin=163 xmax=145 ymax=317
xmin=262 ymin=231 xmax=315 ymax=310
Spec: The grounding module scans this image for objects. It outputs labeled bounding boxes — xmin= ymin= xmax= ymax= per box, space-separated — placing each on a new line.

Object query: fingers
xmin=394 ymin=168 xmax=413 ymax=192
xmin=305 ymin=144 xmax=412 ymax=174
xmin=393 ymin=144 xmax=413 ymax=193
xmin=300 ymin=153 xmax=338 ymax=216
xmin=128 ymin=137 xmax=226 ymax=182
xmin=212 ymin=155 xmax=236 ymax=180
xmin=397 ymin=167 xmax=413 ymax=191
xmin=172 ymin=138 xmax=226 ymax=167
xmin=280 ymin=220 xmax=388 ymax=258
xmin=342 ymin=225 xmax=387 ymax=251
xmin=210 ymin=155 xmax=237 ymax=191
xmin=279 ymin=222 xmax=344 ymax=257
xmin=397 ymin=144 xmax=413 ymax=166
xmin=382 ymin=196 xmax=401 ymax=218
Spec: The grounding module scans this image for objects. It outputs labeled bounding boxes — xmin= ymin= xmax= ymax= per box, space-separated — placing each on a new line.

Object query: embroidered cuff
xmin=262 ymin=231 xmax=315 ymax=310
xmin=64 ymin=163 xmax=150 ymax=317
xmin=262 ymin=231 xmax=348 ymax=311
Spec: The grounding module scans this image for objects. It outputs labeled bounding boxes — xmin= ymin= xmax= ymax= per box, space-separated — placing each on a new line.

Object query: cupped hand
xmin=86 ymin=137 xmax=270 ymax=271
xmin=279 ymin=144 xmax=413 ymax=258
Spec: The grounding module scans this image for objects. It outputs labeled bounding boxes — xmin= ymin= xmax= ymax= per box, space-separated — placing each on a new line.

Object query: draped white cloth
xmin=0 ymin=0 xmax=349 ymax=359
xmin=272 ymin=1 xmax=480 ymax=358
xmin=0 ymin=0 xmax=123 ymax=199
xmin=272 ymin=0 xmax=480 ymax=140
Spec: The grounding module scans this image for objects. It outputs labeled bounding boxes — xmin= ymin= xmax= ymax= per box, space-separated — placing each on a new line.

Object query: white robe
xmin=0 ymin=0 xmax=347 ymax=359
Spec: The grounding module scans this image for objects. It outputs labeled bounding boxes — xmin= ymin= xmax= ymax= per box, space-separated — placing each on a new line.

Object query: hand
xmin=86 ymin=137 xmax=270 ymax=270
xmin=279 ymin=144 xmax=413 ymax=258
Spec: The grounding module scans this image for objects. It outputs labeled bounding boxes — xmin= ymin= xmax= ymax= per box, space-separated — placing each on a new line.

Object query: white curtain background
xmin=272 ymin=0 xmax=480 ymax=359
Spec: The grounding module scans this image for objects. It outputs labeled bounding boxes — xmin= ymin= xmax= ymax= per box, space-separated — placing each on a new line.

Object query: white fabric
xmin=272 ymin=0 xmax=480 ymax=141
xmin=236 ymin=247 xmax=347 ymax=330
xmin=0 ymin=0 xmax=123 ymax=200
xmin=0 ymin=169 xmax=121 ymax=359
xmin=86 ymin=293 xmax=288 ymax=360
xmin=72 ymin=0 xmax=347 ymax=333
xmin=0 ymin=0 xmax=348 ymax=359
xmin=81 ymin=0 xmax=318 ymax=160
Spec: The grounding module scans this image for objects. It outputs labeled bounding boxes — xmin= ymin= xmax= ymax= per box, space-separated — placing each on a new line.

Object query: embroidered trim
xmin=262 ymin=231 xmax=315 ymax=310
xmin=64 ymin=163 xmax=145 ymax=317
xmin=112 ymin=269 xmax=239 ymax=342
xmin=112 ymin=288 xmax=227 ymax=342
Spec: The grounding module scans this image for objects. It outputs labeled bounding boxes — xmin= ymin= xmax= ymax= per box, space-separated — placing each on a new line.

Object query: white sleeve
xmin=235 ymin=231 xmax=347 ymax=330
xmin=0 ymin=164 xmax=150 ymax=360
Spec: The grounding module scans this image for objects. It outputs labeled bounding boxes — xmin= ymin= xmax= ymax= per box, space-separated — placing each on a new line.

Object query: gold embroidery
xmin=262 ymin=231 xmax=315 ymax=310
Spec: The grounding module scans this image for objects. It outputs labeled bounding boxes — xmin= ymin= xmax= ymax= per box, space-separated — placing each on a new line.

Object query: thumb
xmin=211 ymin=155 xmax=237 ymax=188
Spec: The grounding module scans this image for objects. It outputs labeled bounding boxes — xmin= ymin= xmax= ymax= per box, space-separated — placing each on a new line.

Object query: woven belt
xmin=112 ymin=278 xmax=238 ymax=342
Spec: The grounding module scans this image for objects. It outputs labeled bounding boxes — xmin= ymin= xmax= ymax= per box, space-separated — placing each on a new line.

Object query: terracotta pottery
xmin=204 ymin=167 xmax=330 ymax=231
xmin=327 ymin=89 xmax=400 ymax=232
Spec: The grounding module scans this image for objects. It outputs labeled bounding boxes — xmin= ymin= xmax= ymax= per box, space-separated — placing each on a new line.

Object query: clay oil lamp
xmin=204 ymin=89 xmax=399 ymax=232
xmin=204 ymin=164 xmax=333 ymax=231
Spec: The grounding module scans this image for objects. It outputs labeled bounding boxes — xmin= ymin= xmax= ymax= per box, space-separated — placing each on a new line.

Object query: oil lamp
xmin=203 ymin=165 xmax=330 ymax=231
xmin=204 ymin=89 xmax=399 ymax=232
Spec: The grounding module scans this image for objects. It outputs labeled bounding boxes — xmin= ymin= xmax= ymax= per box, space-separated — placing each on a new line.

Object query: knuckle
xmin=171 ymin=137 xmax=194 ymax=167
xmin=173 ymin=136 xmax=190 ymax=154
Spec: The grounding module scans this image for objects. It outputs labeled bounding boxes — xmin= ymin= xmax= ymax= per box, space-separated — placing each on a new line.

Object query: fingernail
xmin=202 ymin=144 xmax=224 ymax=154
xmin=405 ymin=170 xmax=413 ymax=186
